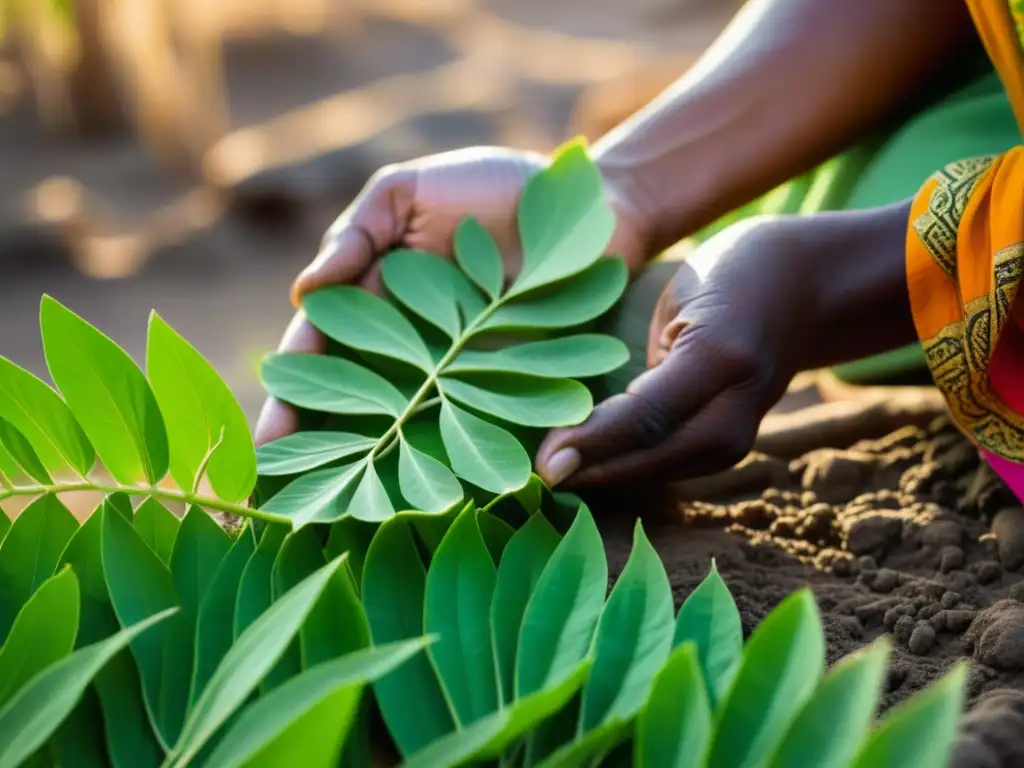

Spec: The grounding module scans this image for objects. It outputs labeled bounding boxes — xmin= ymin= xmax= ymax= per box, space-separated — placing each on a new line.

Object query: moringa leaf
xmin=454 ymin=217 xmax=504 ymax=300
xmin=261 ymin=353 xmax=406 ymax=417
xmin=133 ymin=498 xmax=180 ymax=566
xmin=635 ymin=643 xmax=711 ymax=768
xmin=234 ymin=523 xmax=289 ymax=638
xmin=147 ymin=312 xmax=256 ymax=502
xmin=0 ymin=417 xmax=50 ymax=483
xmin=448 ymin=335 xmax=629 ymax=378
xmin=262 ymin=462 xmax=365 ymax=528
xmin=256 ymin=432 xmax=376 ymax=476
xmin=348 ymin=458 xmax=395 ymax=523
xmin=382 ymin=250 xmax=478 ymax=338
xmin=477 ymin=510 xmax=514 ymax=566
xmin=40 ymin=296 xmax=168 ymax=485
xmin=439 ymin=400 xmax=530 ymax=494
xmin=324 ymin=517 xmax=376 ymax=589
xmin=398 ymin=436 xmax=463 ymax=514
xmin=440 ymin=375 xmax=592 ymax=428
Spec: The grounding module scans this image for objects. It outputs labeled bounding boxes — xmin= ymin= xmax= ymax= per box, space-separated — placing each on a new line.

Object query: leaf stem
xmin=191 ymin=427 xmax=226 ymax=495
xmin=0 ymin=482 xmax=289 ymax=524
xmin=0 ymin=470 xmax=11 ymax=491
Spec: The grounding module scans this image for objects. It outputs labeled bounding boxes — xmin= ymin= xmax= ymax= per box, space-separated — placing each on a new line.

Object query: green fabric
xmin=601 ymin=67 xmax=1022 ymax=392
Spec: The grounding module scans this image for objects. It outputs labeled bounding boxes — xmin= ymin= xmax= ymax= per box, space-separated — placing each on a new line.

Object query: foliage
xmin=256 ymin=140 xmax=630 ymax=526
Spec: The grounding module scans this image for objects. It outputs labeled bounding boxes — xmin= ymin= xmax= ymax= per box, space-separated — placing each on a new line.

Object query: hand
xmin=254 ymin=146 xmax=650 ymax=447
xmin=535 ymin=217 xmax=820 ymax=488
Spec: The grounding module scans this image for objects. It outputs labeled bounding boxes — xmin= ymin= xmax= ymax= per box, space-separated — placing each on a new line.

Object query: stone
xmin=974 ymin=560 xmax=1003 ymax=585
xmin=845 ymin=512 xmax=902 ymax=556
xmin=939 ymin=546 xmax=965 ymax=573
xmin=908 ymin=623 xmax=936 ymax=655
xmin=994 ymin=507 xmax=1024 ymax=570
xmin=941 ymin=591 xmax=961 ymax=609
xmin=922 ymin=519 xmax=964 ymax=549
xmin=872 ymin=568 xmax=899 ymax=594
xmin=894 ymin=614 xmax=916 ymax=645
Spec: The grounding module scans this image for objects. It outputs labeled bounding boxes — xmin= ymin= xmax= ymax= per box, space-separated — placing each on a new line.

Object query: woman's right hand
xmin=254 ymin=146 xmax=651 ymax=447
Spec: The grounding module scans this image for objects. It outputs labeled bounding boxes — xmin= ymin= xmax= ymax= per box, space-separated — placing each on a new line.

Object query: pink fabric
xmin=984 ymin=323 xmax=1024 ymax=503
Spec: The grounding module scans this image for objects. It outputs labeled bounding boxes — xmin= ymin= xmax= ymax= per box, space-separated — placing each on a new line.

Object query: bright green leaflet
xmin=40 ymin=295 xmax=168 ymax=485
xmin=203 ymin=640 xmax=430 ymax=768
xmin=0 ymin=609 xmax=175 ymax=768
xmin=167 ymin=556 xmax=346 ymax=767
xmin=580 ymin=521 xmax=674 ymax=731
xmin=673 ymin=561 xmax=743 ymax=708
xmin=261 ymin=353 xmax=406 ymax=417
xmin=447 ymin=335 xmax=629 ymax=379
xmin=348 ymin=458 xmax=395 ymax=522
xmin=0 ymin=356 xmax=93 ymax=477
xmin=0 ymin=493 xmax=78 ymax=641
xmin=425 ymin=508 xmax=500 ymax=725
xmin=0 ymin=417 xmax=50 ymax=483
xmin=362 ymin=518 xmax=456 ymax=755
xmin=398 ymin=438 xmax=463 ymax=515
xmin=0 ymin=568 xmax=79 ymax=709
xmin=706 ymin=590 xmax=826 ymax=768
xmin=234 ymin=523 xmax=289 ymax=638
xmin=491 ymin=513 xmax=561 ymax=705
xmin=439 ymin=400 xmax=530 ymax=494
xmin=477 ymin=510 xmax=514 ymax=566
xmin=517 ymin=505 xmax=607 ymax=698
xmin=133 ymin=498 xmax=180 ymax=565
xmin=454 ymin=217 xmax=504 ymax=300
xmin=256 ymin=432 xmax=376 ymax=476
xmin=381 ymin=250 xmax=471 ymax=338
xmin=439 ymin=375 xmax=592 ymax=428
xmin=851 ymin=663 xmax=967 ymax=768
xmin=261 ymin=462 xmax=365 ymax=528
xmin=769 ymin=639 xmax=890 ymax=768
xmin=147 ymin=312 xmax=256 ymax=502
xmin=635 ymin=643 xmax=711 ymax=768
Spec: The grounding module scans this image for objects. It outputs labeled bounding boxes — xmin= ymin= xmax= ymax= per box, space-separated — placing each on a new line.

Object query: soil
xmin=592 ymin=413 xmax=1024 ymax=767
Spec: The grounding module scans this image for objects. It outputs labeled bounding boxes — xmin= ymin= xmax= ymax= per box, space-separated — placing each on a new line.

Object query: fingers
xmin=291 ymin=226 xmax=377 ymax=305
xmin=253 ymin=311 xmax=326 ymax=447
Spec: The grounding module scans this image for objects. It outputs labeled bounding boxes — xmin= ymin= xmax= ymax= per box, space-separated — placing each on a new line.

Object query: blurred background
xmin=0 ymin=0 xmax=739 ymax=420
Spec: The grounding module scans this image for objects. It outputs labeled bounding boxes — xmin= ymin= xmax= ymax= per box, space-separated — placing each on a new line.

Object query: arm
xmin=593 ymin=0 xmax=974 ymax=256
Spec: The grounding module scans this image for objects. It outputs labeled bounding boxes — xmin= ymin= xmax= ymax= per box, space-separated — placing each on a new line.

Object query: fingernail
xmin=542 ymin=447 xmax=582 ymax=487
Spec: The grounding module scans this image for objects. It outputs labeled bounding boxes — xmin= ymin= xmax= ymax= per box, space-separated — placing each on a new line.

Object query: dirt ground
xmin=3 ymin=1 xmax=1024 ymax=765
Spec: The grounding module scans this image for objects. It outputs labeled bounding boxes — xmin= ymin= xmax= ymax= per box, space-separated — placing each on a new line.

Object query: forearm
xmin=593 ymin=0 xmax=973 ymax=257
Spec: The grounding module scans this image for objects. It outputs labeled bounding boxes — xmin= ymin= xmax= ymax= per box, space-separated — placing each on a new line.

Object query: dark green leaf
xmin=261 ymin=461 xmax=364 ymax=528
xmin=0 ymin=568 xmax=79 ymax=708
xmin=0 ymin=512 xmax=7 ymax=547
xmin=363 ymin=518 xmax=456 ymax=755
xmin=850 ymin=662 xmax=966 ymax=768
xmin=133 ymin=498 xmax=180 ymax=565
xmin=348 ymin=459 xmax=395 ymax=522
xmin=0 ymin=494 xmax=78 ymax=641
xmin=425 ymin=509 xmax=499 ymax=725
xmin=404 ymin=711 xmax=508 ymax=768
xmin=491 ymin=513 xmax=560 ymax=704
xmin=324 ymin=517 xmax=376 ymax=589
xmin=535 ymin=719 xmax=632 ymax=768
xmin=0 ymin=608 xmax=175 ymax=768
xmin=261 ymin=353 xmax=406 ymax=416
xmin=51 ymin=688 xmax=108 ymax=768
xmin=40 ymin=295 xmax=168 ymax=485
xmin=168 ymin=557 xmax=347 ymax=766
xmin=147 ymin=312 xmax=256 ymax=502
xmin=303 ymin=286 xmax=434 ymax=372
xmin=439 ymin=400 xmax=530 ymax=493
xmin=673 ymin=560 xmax=742 ymax=707
xmin=581 ymin=520 xmax=673 ymax=730
xmin=477 ymin=510 xmax=514 ymax=565
xmin=105 ymin=491 xmax=133 ymax=520
xmin=440 ymin=375 xmax=592 ymax=428
xmin=447 ymin=335 xmax=629 ymax=379
xmin=256 ymin=432 xmax=375 ymax=476
xmin=706 ymin=589 xmax=825 ymax=768
xmin=268 ymin=527 xmax=325 ymax=690
xmin=0 ymin=356 xmax=93 ymax=477
xmin=517 ymin=505 xmax=606 ymax=698
xmin=0 ymin=417 xmax=50 ymax=483
xmin=382 ymin=250 xmax=475 ymax=338
xmin=769 ymin=639 xmax=889 ymax=768
xmin=398 ymin=436 xmax=463 ymax=514
xmin=234 ymin=523 xmax=289 ymax=638
xmin=635 ymin=643 xmax=711 ymax=768
xmin=454 ymin=217 xmax=504 ymax=300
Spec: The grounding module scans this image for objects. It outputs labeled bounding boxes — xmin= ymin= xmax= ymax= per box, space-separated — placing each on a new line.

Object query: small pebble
xmin=894 ymin=614 xmax=916 ymax=645
xmin=945 ymin=609 xmax=977 ymax=633
xmin=918 ymin=603 xmax=940 ymax=620
xmin=941 ymin=591 xmax=961 ymax=609
xmin=929 ymin=611 xmax=947 ymax=632
xmin=947 ymin=571 xmax=978 ymax=593
xmin=974 ymin=560 xmax=1003 ymax=585
xmin=884 ymin=605 xmax=911 ymax=630
xmin=922 ymin=519 xmax=964 ymax=548
xmin=939 ymin=545 xmax=965 ymax=573
xmin=1009 ymin=582 xmax=1024 ymax=602
xmin=908 ymin=623 xmax=936 ymax=655
xmin=858 ymin=555 xmax=878 ymax=572
xmin=873 ymin=568 xmax=899 ymax=594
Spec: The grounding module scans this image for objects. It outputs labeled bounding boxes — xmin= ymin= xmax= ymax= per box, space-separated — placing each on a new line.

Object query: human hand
xmin=254 ymin=146 xmax=650 ymax=447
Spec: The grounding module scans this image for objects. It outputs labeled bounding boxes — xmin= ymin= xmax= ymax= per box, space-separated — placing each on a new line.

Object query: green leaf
xmin=234 ymin=523 xmax=289 ymax=638
xmin=203 ymin=640 xmax=429 ymax=768
xmin=40 ymin=295 xmax=168 ymax=485
xmin=302 ymin=286 xmax=434 ymax=372
xmin=509 ymin=142 xmax=615 ymax=295
xmin=440 ymin=375 xmax=592 ymax=428
xmin=477 ymin=510 xmax=514 ymax=565
xmin=398 ymin=436 xmax=463 ymax=514
xmin=0 ymin=512 xmax=7 ymax=547
xmin=261 ymin=353 xmax=405 ymax=416
xmin=261 ymin=462 xmax=365 ymax=527
xmin=454 ymin=217 xmax=504 ymax=299
xmin=363 ymin=518 xmax=456 ymax=755
xmin=769 ymin=639 xmax=890 ymax=768
xmin=256 ymin=432 xmax=376 ymax=476
xmin=491 ymin=513 xmax=560 ymax=705
xmin=706 ymin=589 xmax=826 ymax=768
xmin=673 ymin=560 xmax=743 ymax=708
xmin=482 ymin=258 xmax=627 ymax=332
xmin=439 ymin=400 xmax=530 ymax=494
xmin=301 ymin=557 xmax=370 ymax=668
xmin=448 ymin=335 xmax=629 ymax=379
xmin=0 ymin=417 xmax=50 ymax=483
xmin=517 ymin=505 xmax=607 ymax=698
xmin=404 ymin=710 xmax=509 ymax=768
xmin=101 ymin=503 xmax=180 ymax=747
xmin=191 ymin=527 xmax=255 ymax=708
xmin=0 ymin=568 xmax=79 ymax=709
xmin=267 ymin=528 xmax=325 ymax=691
xmin=324 ymin=517 xmax=376 ymax=589
xmin=0 ymin=494 xmax=78 ymax=641
xmin=381 ymin=249 xmax=477 ymax=338
xmin=51 ymin=689 xmax=109 ymax=768
xmin=0 ymin=608 xmax=175 ymax=768
xmin=147 ymin=312 xmax=256 ymax=502
xmin=425 ymin=508 xmax=499 ymax=725
xmin=851 ymin=662 xmax=966 ymax=768
xmin=133 ymin=498 xmax=180 ymax=565
xmin=169 ymin=556 xmax=348 ymax=767
xmin=581 ymin=520 xmax=674 ymax=731
xmin=635 ymin=643 xmax=711 ymax=768
xmin=349 ymin=459 xmax=395 ymax=523
xmin=0 ymin=356 xmax=93 ymax=477
xmin=536 ymin=719 xmax=632 ymax=768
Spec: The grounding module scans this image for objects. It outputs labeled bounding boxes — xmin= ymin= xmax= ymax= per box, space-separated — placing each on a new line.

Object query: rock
xmin=966 ymin=601 xmax=1024 ymax=670
xmin=884 ymin=604 xmax=913 ymax=630
xmin=974 ymin=560 xmax=1003 ymax=585
xmin=872 ymin=568 xmax=899 ymax=594
xmin=950 ymin=689 xmax=1024 ymax=768
xmin=993 ymin=507 xmax=1024 ymax=571
xmin=940 ymin=546 xmax=966 ymax=573
xmin=918 ymin=603 xmax=941 ymax=620
xmin=922 ymin=519 xmax=964 ymax=548
xmin=929 ymin=611 xmax=947 ymax=632
xmin=945 ymin=609 xmax=977 ymax=634
xmin=858 ymin=555 xmax=878 ymax=572
xmin=845 ymin=513 xmax=902 ymax=556
xmin=894 ymin=614 xmax=916 ymax=645
xmin=941 ymin=591 xmax=961 ymax=609
xmin=908 ymin=623 xmax=936 ymax=655
xmin=1010 ymin=582 xmax=1024 ymax=602
xmin=801 ymin=450 xmax=875 ymax=505
xmin=732 ymin=500 xmax=778 ymax=529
